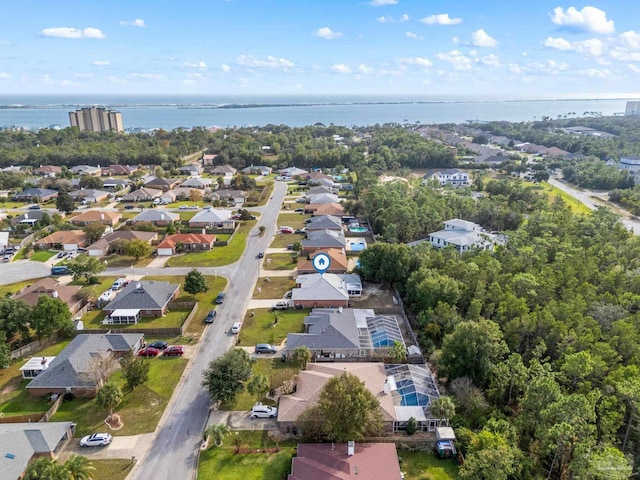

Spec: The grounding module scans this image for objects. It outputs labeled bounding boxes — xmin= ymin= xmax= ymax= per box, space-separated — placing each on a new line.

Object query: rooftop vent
xmin=347 ymin=441 xmax=355 ymax=456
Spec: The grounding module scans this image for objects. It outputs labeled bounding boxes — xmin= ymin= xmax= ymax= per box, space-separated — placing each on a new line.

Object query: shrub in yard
xmin=406 ymin=416 xmax=417 ymax=436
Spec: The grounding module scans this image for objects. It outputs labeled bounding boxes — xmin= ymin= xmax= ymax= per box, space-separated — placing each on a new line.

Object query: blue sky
xmin=1 ymin=0 xmax=639 ymax=96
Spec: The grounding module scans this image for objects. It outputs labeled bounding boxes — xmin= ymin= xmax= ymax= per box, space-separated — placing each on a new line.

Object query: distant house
xmin=307 ymin=186 xmax=336 ymax=196
xmin=288 ymin=443 xmax=403 ymax=480
xmin=305 ymin=215 xmax=343 ymax=232
xmin=202 ymin=153 xmax=218 ymax=166
xmin=130 ymin=209 xmax=179 ymax=226
xmin=13 ymin=277 xmax=83 ymax=314
xmin=121 ymin=187 xmax=162 ymax=202
xmin=70 ymin=165 xmax=101 ymax=176
xmin=618 ymin=156 xmax=640 ymax=174
xmin=34 ymin=165 xmax=62 ymax=178
xmin=307 ymin=192 xmax=340 ymax=204
xmin=301 ymin=229 xmax=346 ymax=253
xmin=70 ymin=210 xmax=122 ymax=227
xmin=210 ymin=165 xmax=237 ymax=177
xmin=475 ymin=153 xmax=510 ymax=166
xmin=157 ymin=233 xmax=216 ymax=256
xmin=178 ymin=164 xmax=204 ymax=176
xmin=428 ymin=218 xmax=500 ymax=252
xmin=423 ymin=168 xmax=469 ymax=187
xmin=26 ymin=333 xmax=144 ymax=397
xmin=69 ymin=189 xmax=110 ymax=203
xmin=87 ymin=230 xmax=158 ymax=257
xmin=209 ymin=189 xmax=248 ymax=206
xmin=0 ymin=232 xmax=8 ymax=251
xmin=35 ymin=230 xmax=88 ymax=251
xmin=101 ymin=164 xmax=132 ymax=176
xmin=279 ymin=167 xmax=309 ymax=178
xmin=292 ymin=273 xmax=362 ymax=308
xmin=188 ymin=208 xmax=234 ymax=228
xmin=144 ymin=177 xmax=181 ymax=191
xmin=241 ymin=165 xmax=272 ymax=176
xmin=102 ymin=177 xmax=129 ymax=190
xmin=305 ymin=203 xmax=345 ymax=217
xmin=103 ymin=280 xmax=180 ymax=318
xmin=298 ymin=248 xmax=348 ymax=274
xmin=14 ymin=188 xmax=58 ymax=202
xmin=0 ymin=422 xmax=76 ymax=480
xmin=181 ymin=177 xmax=212 ymax=189
xmin=12 ymin=211 xmax=64 ymax=226
xmin=307 ymin=171 xmax=334 ymax=185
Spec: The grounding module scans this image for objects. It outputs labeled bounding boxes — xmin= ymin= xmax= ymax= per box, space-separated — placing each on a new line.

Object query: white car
xmin=80 ymin=433 xmax=112 ymax=447
xmin=231 ymin=322 xmax=242 ymax=334
xmin=250 ymin=403 xmax=278 ymax=419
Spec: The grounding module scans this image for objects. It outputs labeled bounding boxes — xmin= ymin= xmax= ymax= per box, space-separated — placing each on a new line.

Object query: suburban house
xmin=306 ymin=203 xmax=345 ymax=217
xmin=0 ymin=422 xmax=76 ymax=480
xmin=69 ymin=189 xmax=110 ymax=203
xmin=13 ymin=278 xmax=83 ymax=314
xmin=25 ymin=333 xmax=144 ymax=397
xmin=617 ymin=156 xmax=640 ymax=181
xmin=20 ymin=357 xmax=56 ymax=380
xmin=181 ymin=177 xmax=212 ymax=189
xmin=307 ymin=192 xmax=340 ymax=205
xmin=210 ymin=165 xmax=237 ymax=177
xmin=157 ymin=233 xmax=216 ymax=256
xmin=423 ymin=168 xmax=469 ymax=187
xmin=35 ymin=230 xmax=88 ymax=251
xmin=202 ymin=153 xmax=218 ymax=166
xmin=241 ymin=165 xmax=272 ymax=176
xmin=130 ymin=209 xmax=179 ymax=226
xmin=277 ymin=362 xmax=442 ymax=433
xmin=307 ymin=186 xmax=337 ymax=196
xmin=14 ymin=188 xmax=58 ymax=202
xmin=188 ymin=208 xmax=234 ymax=229
xmin=280 ymin=167 xmax=309 ymax=178
xmin=298 ymin=248 xmax=348 ymax=274
xmin=301 ymin=229 xmax=347 ymax=253
xmin=70 ymin=165 xmax=101 ymax=176
xmin=144 ymin=177 xmax=181 ymax=191
xmin=285 ymin=308 xmax=406 ymax=360
xmin=305 ymin=215 xmax=343 ymax=232
xmin=103 ymin=280 xmax=180 ymax=319
xmin=12 ymin=211 xmax=64 ymax=226
xmin=70 ymin=210 xmax=122 ymax=227
xmin=428 ymin=218 xmax=500 ymax=252
xmin=102 ymin=178 xmax=129 ymax=190
xmin=101 ymin=164 xmax=132 ymax=176
xmin=178 ymin=164 xmax=204 ymax=176
xmin=34 ymin=165 xmax=62 ymax=178
xmin=291 ymin=273 xmax=362 ymax=308
xmin=209 ymin=189 xmax=248 ymax=206
xmin=307 ymin=171 xmax=334 ymax=184
xmin=87 ymin=230 xmax=158 ymax=257
xmin=474 ymin=153 xmax=511 ymax=166
xmin=288 ymin=443 xmax=403 ymax=480
xmin=121 ymin=187 xmax=162 ymax=202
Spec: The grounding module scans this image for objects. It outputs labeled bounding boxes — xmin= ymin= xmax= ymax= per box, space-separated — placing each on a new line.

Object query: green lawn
xmin=269 ymin=232 xmax=305 ymax=248
xmin=525 ymin=180 xmax=592 ymax=215
xmin=256 ymin=183 xmax=275 ymax=207
xmin=0 ymin=279 xmax=34 ymax=297
xmin=90 ymin=459 xmax=134 ymax=480
xmin=198 ymin=431 xmax=294 ymax=480
xmin=263 ymin=253 xmax=298 ymax=270
xmin=103 ymin=254 xmax=153 ymax=268
xmin=166 ymin=221 xmax=256 ymax=267
xmin=398 ymin=450 xmax=459 ymax=480
xmin=237 ymin=308 xmax=307 ymax=347
xmin=28 ymin=250 xmax=57 ymax=262
xmin=252 ymin=277 xmax=294 ymax=299
xmin=221 ymin=358 xmax=301 ymax=411
xmin=277 ymin=213 xmax=310 ymax=230
xmin=81 ymin=309 xmax=192 ymax=329
xmin=51 ymin=356 xmax=188 ymax=436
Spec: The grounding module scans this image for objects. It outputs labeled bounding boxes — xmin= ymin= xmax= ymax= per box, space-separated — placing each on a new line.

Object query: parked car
xmin=80 ymin=433 xmax=112 ymax=447
xmin=148 ymin=341 xmax=168 ymax=350
xmin=272 ymin=301 xmax=290 ymax=310
xmin=255 ymin=343 xmax=277 ymax=354
xmin=250 ymin=403 xmax=278 ymax=419
xmin=163 ymin=346 xmax=184 ymax=356
xmin=294 ymin=228 xmax=306 ymax=234
xmin=28 ymin=205 xmax=41 ymax=210
xmin=137 ymin=347 xmax=160 ymax=357
xmin=231 ymin=322 xmax=242 ymax=334
xmin=215 ymin=292 xmax=225 ymax=304
xmin=56 ymin=251 xmax=67 ymax=259
xmin=284 ymin=290 xmax=292 ymax=299
xmin=296 ymin=198 xmax=307 ymax=203
xmin=294 ymin=208 xmax=305 ymax=213
xmin=280 ymin=226 xmax=294 ymax=234
xmin=205 ymin=310 xmax=217 ymax=324
xmin=124 ymin=205 xmax=135 ymax=210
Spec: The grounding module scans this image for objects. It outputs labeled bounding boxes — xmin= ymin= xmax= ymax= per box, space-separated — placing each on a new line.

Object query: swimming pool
xmin=350 ymin=242 xmax=366 ymax=251
xmin=349 ymin=226 xmax=368 ymax=233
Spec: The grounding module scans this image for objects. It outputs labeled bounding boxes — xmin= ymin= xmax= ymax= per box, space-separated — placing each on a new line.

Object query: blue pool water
xmin=350 ymin=242 xmax=366 ymax=251
xmin=349 ymin=227 xmax=368 ymax=233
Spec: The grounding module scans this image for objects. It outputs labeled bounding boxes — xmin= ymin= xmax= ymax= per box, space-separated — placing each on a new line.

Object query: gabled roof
xmin=189 ymin=208 xmax=232 ymax=224
xmin=26 ymin=333 xmax=143 ymax=390
xmin=306 ymin=215 xmax=343 ymax=231
xmin=307 ymin=186 xmax=335 ymax=196
xmin=122 ymin=187 xmax=162 ymax=200
xmin=131 ymin=209 xmax=179 ymax=222
xmin=241 ymin=165 xmax=272 ymax=174
xmin=102 ymin=177 xmax=129 ymax=186
xmin=181 ymin=177 xmax=212 ymax=188
xmin=13 ymin=278 xmax=81 ymax=309
xmin=70 ymin=210 xmax=121 ymax=224
xmin=302 ymin=229 xmax=346 ymax=249
xmin=70 ymin=165 xmax=101 ymax=174
xmin=309 ymin=203 xmax=345 ymax=216
xmin=292 ymin=273 xmax=351 ymax=302
xmin=157 ymin=233 xmax=216 ymax=249
xmin=103 ymin=280 xmax=179 ymax=312
xmin=211 ymin=165 xmax=237 ymax=174
xmin=298 ymin=248 xmax=348 ymax=273
xmin=286 ymin=308 xmax=372 ymax=351
xmin=88 ymin=230 xmax=157 ymax=252
xmin=280 ymin=167 xmax=309 ymax=176
xmin=307 ymin=193 xmax=340 ymax=204
xmin=69 ymin=189 xmax=110 ymax=201
xmin=15 ymin=188 xmax=58 ymax=198
xmin=144 ymin=177 xmax=181 ymax=188
xmin=36 ymin=230 xmax=87 ymax=246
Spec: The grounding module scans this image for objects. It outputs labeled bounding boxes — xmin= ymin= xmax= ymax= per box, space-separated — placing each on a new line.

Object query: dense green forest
xmin=358 ymin=181 xmax=640 ymax=479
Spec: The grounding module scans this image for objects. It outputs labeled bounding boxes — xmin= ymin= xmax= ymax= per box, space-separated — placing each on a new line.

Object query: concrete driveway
xmin=206 ymin=410 xmax=279 ymax=431
xmin=58 ymin=433 xmax=155 ymax=461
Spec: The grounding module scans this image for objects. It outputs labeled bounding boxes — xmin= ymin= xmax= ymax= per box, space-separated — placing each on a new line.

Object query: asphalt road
xmin=129 ymin=181 xmax=287 ymax=480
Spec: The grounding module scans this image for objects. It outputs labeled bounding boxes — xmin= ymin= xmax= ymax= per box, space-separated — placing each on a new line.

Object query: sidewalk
xmin=259 ymin=268 xmax=295 ymax=277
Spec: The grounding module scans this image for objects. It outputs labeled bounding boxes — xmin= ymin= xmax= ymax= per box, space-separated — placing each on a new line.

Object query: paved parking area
xmin=58 ymin=433 xmax=155 ymax=461
xmin=206 ymin=410 xmax=279 ymax=431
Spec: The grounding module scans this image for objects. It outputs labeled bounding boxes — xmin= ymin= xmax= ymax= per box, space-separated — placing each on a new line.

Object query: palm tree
xmin=431 ymin=396 xmax=456 ymax=426
xmin=64 ymin=454 xmax=95 ymax=480
xmin=96 ymin=381 xmax=123 ymax=418
xmin=391 ymin=340 xmax=407 ymax=363
xmin=206 ymin=423 xmax=230 ymax=446
xmin=247 ymin=374 xmax=270 ymax=399
xmin=24 ymin=458 xmax=69 ymax=480
xmin=293 ymin=346 xmax=311 ymax=369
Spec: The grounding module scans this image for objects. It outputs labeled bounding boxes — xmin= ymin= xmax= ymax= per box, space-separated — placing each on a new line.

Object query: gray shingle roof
xmin=103 ymin=280 xmax=179 ymax=312
xmin=302 ymin=229 xmax=346 ymax=249
xmin=131 ymin=209 xmax=179 ymax=222
xmin=306 ymin=215 xmax=343 ymax=231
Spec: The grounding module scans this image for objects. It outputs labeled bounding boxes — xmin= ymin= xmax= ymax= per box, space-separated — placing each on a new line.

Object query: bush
xmin=88 ymin=276 xmax=100 ymax=285
xmin=406 ymin=417 xmax=417 ymax=436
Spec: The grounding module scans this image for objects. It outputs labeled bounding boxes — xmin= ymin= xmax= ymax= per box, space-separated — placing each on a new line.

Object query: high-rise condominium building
xmin=68 ymin=107 xmax=124 ymax=133
xmin=625 ymin=101 xmax=640 ymax=116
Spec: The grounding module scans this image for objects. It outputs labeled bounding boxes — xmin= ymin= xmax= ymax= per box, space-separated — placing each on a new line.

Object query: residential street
xmin=128 ymin=181 xmax=287 ymax=480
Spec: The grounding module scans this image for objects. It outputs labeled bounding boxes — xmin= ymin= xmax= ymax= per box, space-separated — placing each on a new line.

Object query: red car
xmin=280 ymin=226 xmax=294 ymax=234
xmin=163 ymin=346 xmax=184 ymax=357
xmin=137 ymin=347 xmax=160 ymax=357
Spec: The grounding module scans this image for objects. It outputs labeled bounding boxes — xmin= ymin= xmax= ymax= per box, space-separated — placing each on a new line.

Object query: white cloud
xmin=610 ymin=51 xmax=640 ymax=62
xmin=579 ymin=68 xmax=612 ymax=78
xmin=420 ymin=14 xmax=462 ymax=25
xmin=369 ymin=0 xmax=398 ymax=6
xmin=436 ymin=50 xmax=472 ymax=70
xmin=184 ymin=61 xmax=208 ymax=69
xmin=397 ymin=56 xmax=432 ymax=67
xmin=618 ymin=31 xmax=640 ymax=51
xmin=544 ymin=37 xmax=572 ymax=51
xmin=183 ymin=79 xmax=197 ymax=86
xmin=41 ymin=27 xmax=106 ymax=39
xmin=628 ymin=64 xmax=640 ymax=73
xmin=451 ymin=36 xmax=459 ymax=44
xmin=331 ymin=64 xmax=352 ymax=74
xmin=236 ymin=55 xmax=294 ymax=69
xmin=508 ymin=63 xmax=522 ymax=74
xmin=314 ymin=27 xmax=342 ymax=40
xmin=400 ymin=14 xmax=409 ymax=22
xmin=221 ymin=64 xmax=231 ymax=73
xmin=522 ymin=52 xmax=528 ymax=57
xmin=120 ymin=19 xmax=146 ymax=27
xmin=544 ymin=36 xmax=603 ymax=56
xmin=132 ymin=73 xmax=163 ymax=80
xmin=471 ymin=29 xmax=498 ymax=47
xmin=405 ymin=32 xmax=423 ymax=40
xmin=550 ymin=6 xmax=614 ymax=34
xmin=188 ymin=73 xmax=204 ymax=78
xmin=377 ymin=16 xmax=393 ymax=23
xmin=358 ymin=64 xmax=374 ymax=74
xmin=92 ymin=60 xmax=110 ymax=66
xmin=74 ymin=73 xmax=94 ymax=79
xmin=0 ymin=72 xmax=10 ymax=79
xmin=479 ymin=54 xmax=500 ymax=67
xmin=109 ymin=76 xmax=128 ymax=84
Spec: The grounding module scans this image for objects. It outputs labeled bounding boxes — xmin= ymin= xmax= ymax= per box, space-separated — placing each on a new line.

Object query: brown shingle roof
xmin=70 ymin=210 xmax=121 ymax=225
xmin=298 ymin=248 xmax=348 ymax=273
xmin=13 ymin=278 xmax=82 ymax=312
xmin=157 ymin=233 xmax=216 ymax=249
xmin=36 ymin=230 xmax=88 ymax=247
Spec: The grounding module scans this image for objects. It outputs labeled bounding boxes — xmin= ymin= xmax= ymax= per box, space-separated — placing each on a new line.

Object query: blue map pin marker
xmin=312 ymin=253 xmax=331 ymax=274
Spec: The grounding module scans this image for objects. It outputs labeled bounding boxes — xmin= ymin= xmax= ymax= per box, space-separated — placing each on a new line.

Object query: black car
xmin=205 ymin=310 xmax=217 ymax=324
xmin=215 ymin=292 xmax=225 ymax=304
xmin=258 ymin=252 xmax=264 ymax=259
xmin=148 ymin=341 xmax=168 ymax=350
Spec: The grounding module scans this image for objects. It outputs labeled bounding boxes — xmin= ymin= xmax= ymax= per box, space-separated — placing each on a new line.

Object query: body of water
xmin=0 ymin=94 xmax=636 ymax=130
